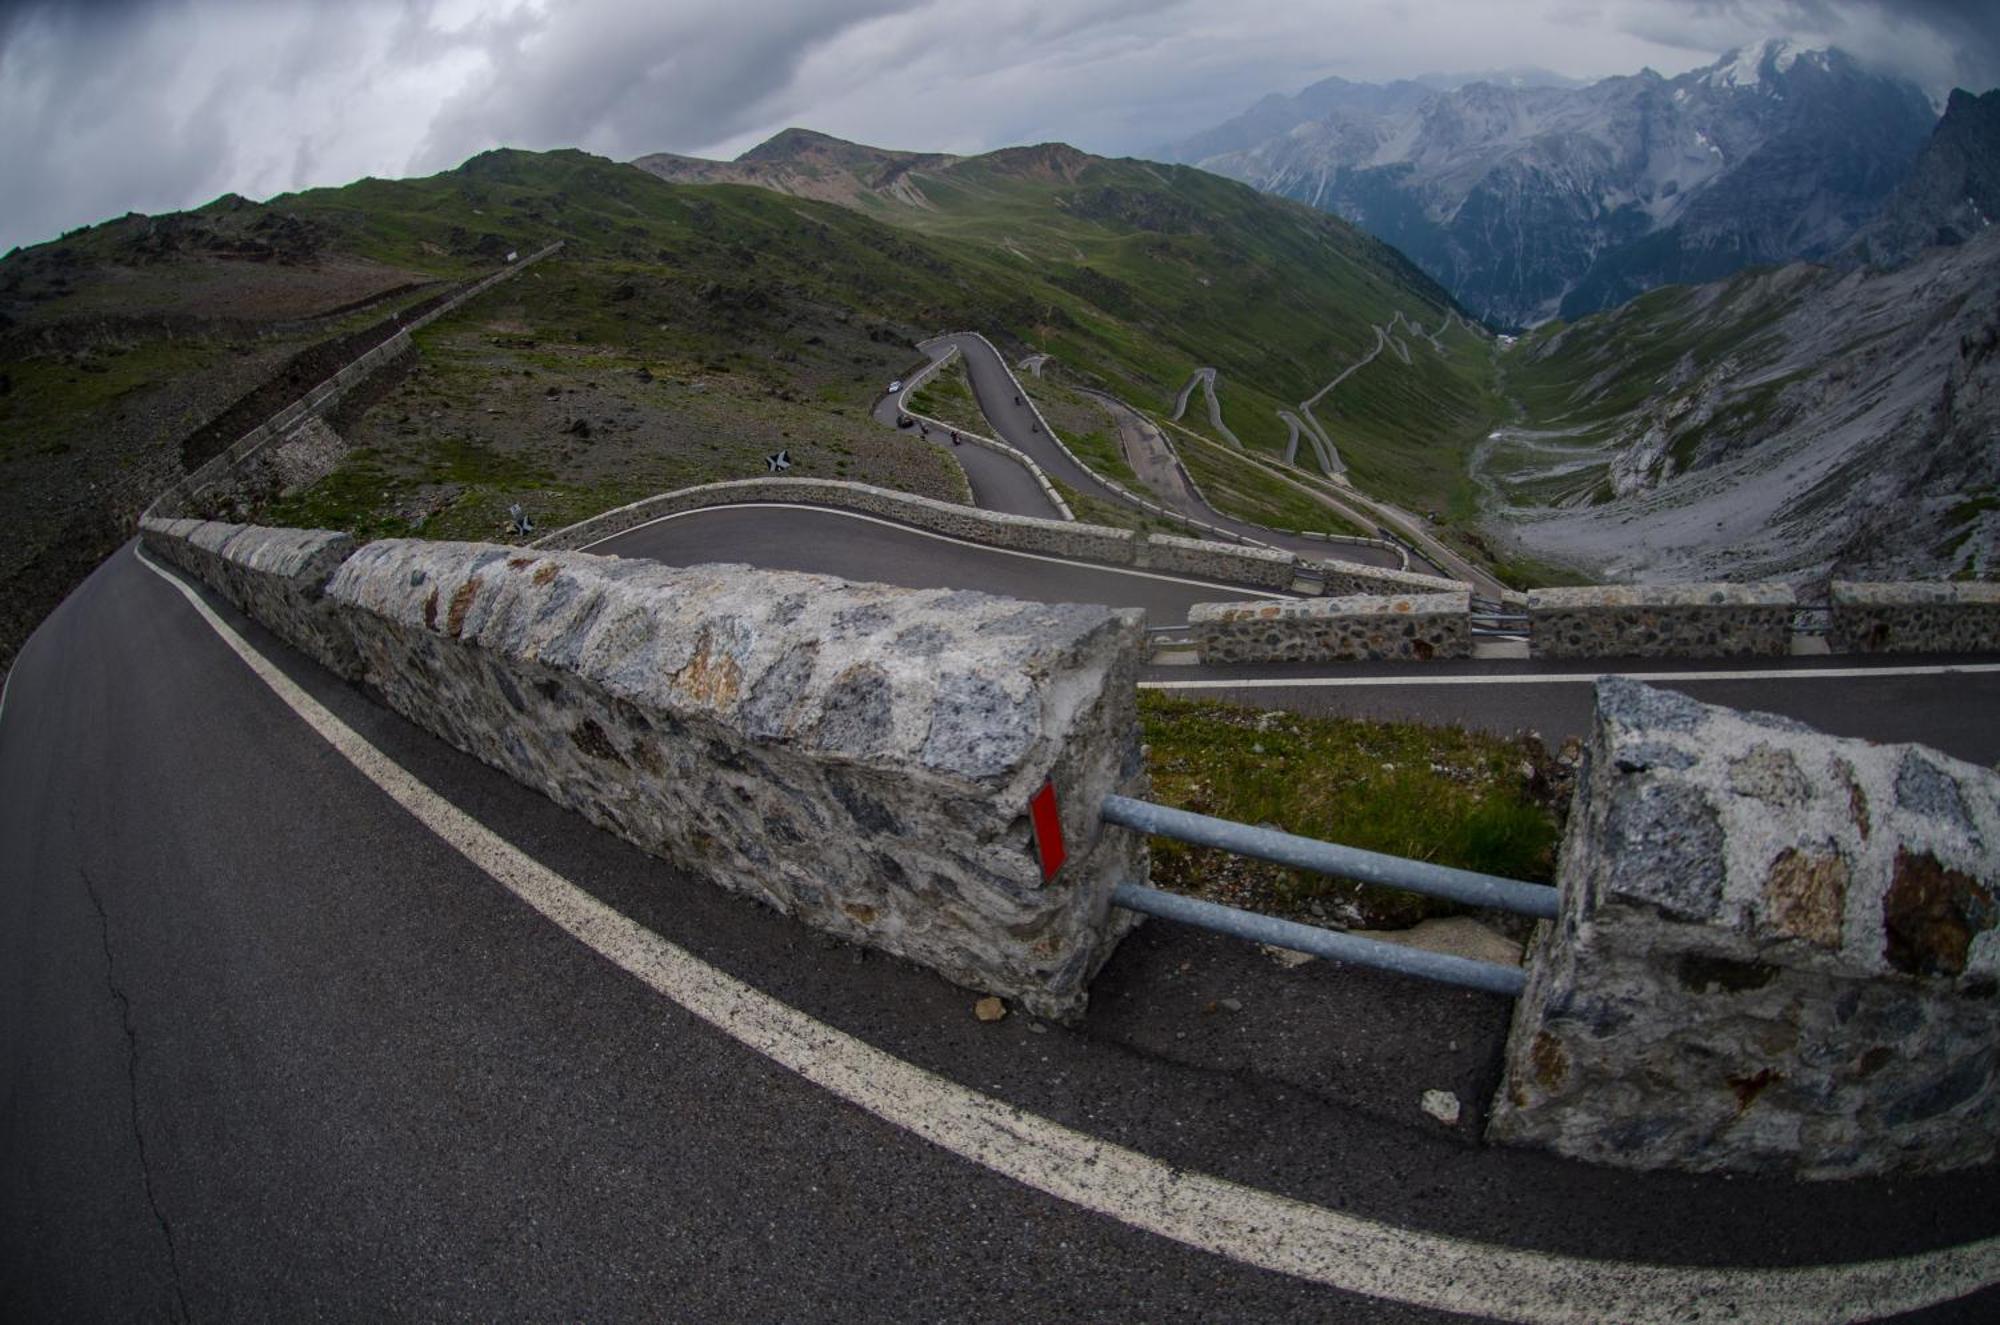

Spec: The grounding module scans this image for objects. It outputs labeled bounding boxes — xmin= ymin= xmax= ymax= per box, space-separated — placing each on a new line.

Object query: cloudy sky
xmin=2 ymin=0 xmax=1995 ymax=254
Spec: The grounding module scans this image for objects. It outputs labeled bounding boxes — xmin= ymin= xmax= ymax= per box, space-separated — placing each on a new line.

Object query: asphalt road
xmin=873 ymin=370 xmax=1057 ymax=518
xmin=931 ymin=334 xmax=1411 ymax=573
xmin=592 ymin=503 xmax=2000 ymax=766
xmin=6 ymin=545 xmax=1999 ymax=1322
xmin=584 ymin=504 xmax=1286 ymax=626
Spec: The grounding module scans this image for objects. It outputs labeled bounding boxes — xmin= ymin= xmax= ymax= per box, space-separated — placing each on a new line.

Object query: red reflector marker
xmin=1029 ymin=779 xmax=1066 ymax=884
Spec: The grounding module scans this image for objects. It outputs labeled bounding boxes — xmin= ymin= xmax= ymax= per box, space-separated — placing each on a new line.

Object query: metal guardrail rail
xmin=1101 ymin=796 xmax=1557 ymax=918
xmin=1111 ymin=883 xmax=1528 ymax=997
xmin=1099 ymin=793 xmax=1554 ymax=997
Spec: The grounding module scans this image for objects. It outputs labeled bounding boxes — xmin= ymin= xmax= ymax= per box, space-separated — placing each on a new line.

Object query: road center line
xmin=133 ymin=545 xmax=2000 ymax=1324
xmin=582 ymin=501 xmax=1292 ymax=600
xmin=1145 ymin=662 xmax=2000 ymax=691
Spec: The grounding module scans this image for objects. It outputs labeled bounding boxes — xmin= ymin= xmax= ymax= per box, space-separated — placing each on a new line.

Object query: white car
xmin=887 ymin=380 xmax=904 ymax=395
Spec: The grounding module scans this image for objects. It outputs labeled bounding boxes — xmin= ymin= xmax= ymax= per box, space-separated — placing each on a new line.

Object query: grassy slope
xmin=1 ymin=139 xmax=1510 ymax=664
xmin=871 ymin=151 xmax=1497 ymax=451
xmin=1141 ymin=692 xmax=1563 ymax=927
xmin=1502 ymin=268 xmax=1808 ymax=449
xmin=241 ymin=147 xmax=1503 ymax=541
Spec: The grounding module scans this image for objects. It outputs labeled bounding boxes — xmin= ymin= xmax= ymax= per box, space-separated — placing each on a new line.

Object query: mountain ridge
xmin=1169 ymin=41 xmax=1940 ymax=326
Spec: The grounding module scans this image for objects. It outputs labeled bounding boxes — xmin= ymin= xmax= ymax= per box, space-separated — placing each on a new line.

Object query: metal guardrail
xmin=1111 ymin=883 xmax=1527 ymax=997
xmin=1101 ymin=795 xmax=1557 ymax=919
xmin=1099 ymin=793 xmax=1555 ymax=996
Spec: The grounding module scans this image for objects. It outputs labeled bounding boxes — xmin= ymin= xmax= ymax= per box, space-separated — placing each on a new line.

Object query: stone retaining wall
xmin=1527 ymin=582 xmax=1796 ymax=659
xmin=1135 ymin=532 xmax=1297 ymax=589
xmin=1489 ymin=677 xmax=2000 ymax=1179
xmin=1316 ymin=561 xmax=1470 ymax=598
xmin=140 ymin=517 xmax=359 ymax=678
xmin=1191 ymin=592 xmax=1471 ymax=664
xmin=137 ymin=516 xmax=1148 ymax=1019
xmin=1830 ymin=581 xmax=2000 ymax=654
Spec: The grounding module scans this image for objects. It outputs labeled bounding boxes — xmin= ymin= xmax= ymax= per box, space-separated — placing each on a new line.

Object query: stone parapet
xmin=1830 ymin=581 xmax=2000 ymax=654
xmin=140 ymin=516 xmax=359 ymax=677
xmin=1135 ymin=532 xmax=1296 ymax=589
xmin=1191 ymin=592 xmax=1471 ymax=664
xmin=1316 ymin=560 xmax=1471 ymax=598
xmin=325 ymin=540 xmax=1148 ymax=1019
xmin=1489 ymin=677 xmax=2000 ymax=1178
xmin=1528 ymin=582 xmax=1795 ymax=659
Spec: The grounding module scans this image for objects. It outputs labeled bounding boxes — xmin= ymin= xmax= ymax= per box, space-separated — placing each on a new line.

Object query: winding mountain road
xmin=7 ymin=315 xmax=2000 ymax=1319
xmin=1170 ymin=367 xmax=1244 ymax=449
xmin=916 ymin=335 xmax=1411 ymax=572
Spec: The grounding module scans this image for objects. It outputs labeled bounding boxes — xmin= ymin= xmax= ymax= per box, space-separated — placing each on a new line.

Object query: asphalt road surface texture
xmin=872 ymin=376 xmax=1057 ymax=520
xmin=5 ymin=538 xmax=1998 ymax=1321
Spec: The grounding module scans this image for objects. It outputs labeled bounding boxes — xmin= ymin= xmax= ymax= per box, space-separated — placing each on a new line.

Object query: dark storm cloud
xmin=2 ymin=0 xmax=1994 ymax=256
xmin=1618 ymin=0 xmax=2000 ymax=92
xmin=425 ymin=0 xmax=903 ymax=161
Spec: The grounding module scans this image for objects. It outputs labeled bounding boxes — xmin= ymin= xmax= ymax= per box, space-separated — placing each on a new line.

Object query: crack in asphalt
xmin=80 ymin=862 xmax=193 ymax=1324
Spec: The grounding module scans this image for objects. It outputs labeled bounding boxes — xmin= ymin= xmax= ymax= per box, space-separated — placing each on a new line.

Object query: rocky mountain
xmin=633 ymin=128 xmax=959 ymax=211
xmin=1847 ymin=87 xmax=2000 ymax=268
xmin=1169 ymin=41 xmax=1938 ymax=327
xmin=1477 ymin=226 xmax=2000 ymax=585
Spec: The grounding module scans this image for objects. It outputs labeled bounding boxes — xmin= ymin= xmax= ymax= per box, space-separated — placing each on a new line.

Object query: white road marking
xmin=1146 ymin=663 xmax=2000 ymax=691
xmin=132 ymin=545 xmax=2000 ymax=1324
xmin=581 ymin=501 xmax=1292 ymax=600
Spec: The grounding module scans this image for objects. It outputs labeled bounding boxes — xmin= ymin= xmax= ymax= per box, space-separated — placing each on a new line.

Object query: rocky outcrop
xmin=1849 ymin=87 xmax=2000 ymax=269
xmin=1490 ymin=678 xmax=2000 ymax=1178
xmin=1173 ymin=42 xmax=1936 ymax=326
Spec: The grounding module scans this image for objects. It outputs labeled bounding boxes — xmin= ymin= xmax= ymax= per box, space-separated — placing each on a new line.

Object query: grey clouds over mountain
xmin=0 ymin=0 xmax=1994 ymax=255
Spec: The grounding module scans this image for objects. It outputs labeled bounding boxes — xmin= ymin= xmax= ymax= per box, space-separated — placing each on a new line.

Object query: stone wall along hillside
xmin=140 ymin=516 xmax=359 ymax=677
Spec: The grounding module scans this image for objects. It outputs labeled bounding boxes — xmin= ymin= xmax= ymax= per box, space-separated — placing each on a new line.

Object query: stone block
xmin=1316 ymin=560 xmax=1470 ymax=597
xmin=1489 ymin=677 xmax=2000 ymax=1178
xmin=1136 ymin=532 xmax=1296 ymax=588
xmin=1830 ymin=581 xmax=2000 ymax=655
xmin=1190 ymin=592 xmax=1470 ymax=664
xmin=1527 ymin=582 xmax=1795 ymax=659
xmin=141 ymin=517 xmax=361 ymax=677
xmin=325 ymin=540 xmax=1149 ymax=1018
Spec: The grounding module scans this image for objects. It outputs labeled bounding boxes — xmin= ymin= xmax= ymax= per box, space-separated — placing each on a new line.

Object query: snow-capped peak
xmin=1705 ymin=38 xmax=1826 ymax=90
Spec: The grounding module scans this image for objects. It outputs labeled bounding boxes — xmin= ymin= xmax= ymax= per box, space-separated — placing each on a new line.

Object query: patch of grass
xmin=1169 ymin=427 xmax=1370 ymax=537
xmin=1046 ymin=477 xmax=1171 ymax=534
xmin=1315 ymin=330 xmax=1502 ymax=515
xmin=0 ymin=339 xmax=228 ymax=456
xmin=1139 ymin=691 xmax=1562 ymax=928
xmin=905 ymin=355 xmax=987 ymax=436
